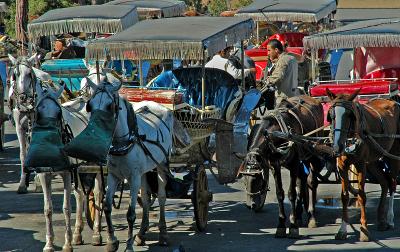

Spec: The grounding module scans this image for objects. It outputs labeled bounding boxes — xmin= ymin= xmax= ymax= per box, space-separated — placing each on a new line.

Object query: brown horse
xmin=242 ymin=95 xmax=324 ymax=238
xmin=326 ymin=89 xmax=400 ymax=242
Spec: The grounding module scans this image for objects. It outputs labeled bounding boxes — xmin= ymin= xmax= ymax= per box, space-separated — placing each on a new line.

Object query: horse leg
xmin=105 ymin=173 xmax=119 ymax=252
xmin=307 ymin=159 xmax=319 ymax=228
xmin=356 ymin=163 xmax=369 ymax=242
xmin=126 ymin=173 xmax=141 ymax=252
xmin=366 ymin=162 xmax=389 ymax=231
xmin=39 ymin=173 xmax=55 ymax=252
xmin=271 ymin=163 xmax=286 ymax=238
xmin=288 ymin=162 xmax=300 ymax=239
xmin=72 ymin=175 xmax=84 ymax=246
xmin=92 ymin=173 xmax=103 ymax=245
xmin=16 ymin=119 xmax=28 ymax=194
xmin=61 ymin=171 xmax=73 ymax=252
xmin=157 ymin=166 xmax=168 ymax=246
xmin=135 ymin=174 xmax=150 ymax=246
xmin=335 ymin=160 xmax=350 ymax=240
xmin=387 ymin=159 xmax=399 ymax=229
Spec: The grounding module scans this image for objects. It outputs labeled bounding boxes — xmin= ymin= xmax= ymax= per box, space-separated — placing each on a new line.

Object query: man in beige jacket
xmin=261 ymin=39 xmax=299 ymax=106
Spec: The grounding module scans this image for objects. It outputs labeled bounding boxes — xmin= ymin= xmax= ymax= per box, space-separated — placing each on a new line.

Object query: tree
xmin=15 ymin=0 xmax=28 ymax=55
xmin=208 ymin=0 xmax=228 ymax=16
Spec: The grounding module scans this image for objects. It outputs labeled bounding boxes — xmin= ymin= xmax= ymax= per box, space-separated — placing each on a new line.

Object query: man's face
xmin=54 ymin=41 xmax=64 ymax=51
xmin=267 ymin=44 xmax=279 ymax=61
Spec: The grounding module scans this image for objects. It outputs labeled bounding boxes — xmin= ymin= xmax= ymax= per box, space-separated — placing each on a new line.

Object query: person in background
xmin=45 ymin=39 xmax=76 ymax=59
xmin=231 ymin=42 xmax=256 ymax=88
xmin=205 ymin=47 xmax=250 ymax=80
xmin=261 ymin=39 xmax=298 ymax=106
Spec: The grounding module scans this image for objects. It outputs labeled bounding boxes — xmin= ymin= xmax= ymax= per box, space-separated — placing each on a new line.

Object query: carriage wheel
xmin=85 ymin=188 xmax=96 ymax=230
xmin=192 ymin=165 xmax=211 ymax=232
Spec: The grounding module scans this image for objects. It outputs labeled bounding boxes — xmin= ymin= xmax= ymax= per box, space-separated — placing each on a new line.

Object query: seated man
xmin=45 ymin=39 xmax=76 ymax=59
xmin=205 ymin=47 xmax=250 ymax=80
xmin=261 ymin=39 xmax=299 ymax=106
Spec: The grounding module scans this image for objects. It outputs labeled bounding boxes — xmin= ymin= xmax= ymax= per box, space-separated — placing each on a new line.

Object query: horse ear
xmin=326 ymin=88 xmax=336 ymax=101
xmin=102 ymin=55 xmax=111 ymax=68
xmin=55 ymin=83 xmax=65 ymax=99
xmin=109 ymin=81 xmax=122 ymax=93
xmin=348 ymin=88 xmax=361 ymax=101
xmin=28 ymin=53 xmax=37 ymax=65
xmin=85 ymin=77 xmax=98 ymax=92
xmin=8 ymin=54 xmax=17 ymax=65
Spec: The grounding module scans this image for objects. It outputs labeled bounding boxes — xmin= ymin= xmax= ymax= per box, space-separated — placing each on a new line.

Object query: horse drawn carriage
xmin=80 ymin=16 xmax=256 ymax=234
xmin=235 ymin=0 xmax=337 ymax=81
xmin=27 ymin=5 xmax=140 ymax=92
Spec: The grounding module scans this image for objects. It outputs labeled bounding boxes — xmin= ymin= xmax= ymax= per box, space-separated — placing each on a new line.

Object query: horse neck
xmin=61 ymin=103 xmax=88 ymax=136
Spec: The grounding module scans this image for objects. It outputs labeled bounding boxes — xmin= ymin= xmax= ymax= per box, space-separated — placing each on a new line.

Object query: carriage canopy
xmin=235 ymin=0 xmax=337 ymax=23
xmin=85 ymin=16 xmax=254 ymax=60
xmin=28 ymin=5 xmax=139 ymax=40
xmin=105 ymin=0 xmax=186 ymax=18
xmin=303 ymin=18 xmax=400 ymax=49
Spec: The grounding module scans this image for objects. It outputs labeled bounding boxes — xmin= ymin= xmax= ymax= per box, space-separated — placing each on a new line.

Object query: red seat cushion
xmin=310 ymin=80 xmax=398 ymax=97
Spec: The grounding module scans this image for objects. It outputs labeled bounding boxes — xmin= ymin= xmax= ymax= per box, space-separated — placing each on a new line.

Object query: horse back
xmin=364 ymin=99 xmax=399 ymax=135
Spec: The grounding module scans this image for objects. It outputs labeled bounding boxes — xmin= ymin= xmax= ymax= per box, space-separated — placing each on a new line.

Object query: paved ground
xmin=1 ymin=119 xmax=400 ymax=252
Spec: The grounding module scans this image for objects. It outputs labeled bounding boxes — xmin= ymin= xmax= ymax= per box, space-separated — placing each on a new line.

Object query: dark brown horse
xmin=242 ymin=95 xmax=324 ymax=238
xmin=326 ymin=89 xmax=400 ymax=242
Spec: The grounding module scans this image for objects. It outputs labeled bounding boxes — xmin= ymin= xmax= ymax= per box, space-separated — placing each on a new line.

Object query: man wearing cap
xmin=261 ymin=39 xmax=299 ymax=105
xmin=206 ymin=47 xmax=250 ymax=80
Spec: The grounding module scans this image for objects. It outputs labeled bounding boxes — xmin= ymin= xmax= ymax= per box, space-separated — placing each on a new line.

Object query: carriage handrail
xmin=314 ymin=77 xmax=398 ymax=85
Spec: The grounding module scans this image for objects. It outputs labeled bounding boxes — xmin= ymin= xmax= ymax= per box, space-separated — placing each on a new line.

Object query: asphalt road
xmin=0 ymin=119 xmax=400 ymax=252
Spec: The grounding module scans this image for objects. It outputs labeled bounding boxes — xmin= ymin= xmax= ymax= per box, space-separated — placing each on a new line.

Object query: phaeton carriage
xmin=85 ymin=16 xmax=255 ymax=231
xmin=235 ymin=0 xmax=337 ymax=81
xmin=27 ymin=5 xmax=140 ymax=92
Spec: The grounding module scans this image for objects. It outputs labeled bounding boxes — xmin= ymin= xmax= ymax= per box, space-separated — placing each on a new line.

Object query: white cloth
xmin=205 ymin=54 xmax=249 ymax=80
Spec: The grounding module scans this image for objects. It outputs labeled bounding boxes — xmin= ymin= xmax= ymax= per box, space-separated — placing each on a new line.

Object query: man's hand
xmin=259 ymin=79 xmax=275 ymax=94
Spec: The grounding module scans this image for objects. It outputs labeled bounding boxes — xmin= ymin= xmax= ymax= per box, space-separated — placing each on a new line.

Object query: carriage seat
xmin=172 ymin=67 xmax=239 ymax=117
xmin=310 ymin=79 xmax=399 ymax=97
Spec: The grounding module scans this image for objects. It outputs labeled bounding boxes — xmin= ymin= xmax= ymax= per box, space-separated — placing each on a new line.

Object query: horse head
xmin=326 ymin=88 xmax=360 ymax=156
xmin=80 ymin=59 xmax=121 ymax=96
xmin=8 ymin=54 xmax=38 ymax=110
xmin=35 ymin=80 xmax=64 ymax=120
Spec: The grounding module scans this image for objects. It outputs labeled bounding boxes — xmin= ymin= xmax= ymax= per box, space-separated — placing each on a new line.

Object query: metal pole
xmin=139 ymin=59 xmax=143 ymax=86
xmin=311 ymin=49 xmax=316 ymax=82
xmin=95 ymin=59 xmax=100 ymax=84
xmin=241 ymin=40 xmax=245 ymax=90
xmin=256 ymin=21 xmax=259 ymax=45
xmin=201 ymin=49 xmax=206 ymax=111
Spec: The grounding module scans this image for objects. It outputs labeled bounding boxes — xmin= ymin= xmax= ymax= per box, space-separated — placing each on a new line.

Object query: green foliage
xmin=5 ymin=0 xmax=76 ymax=38
xmin=208 ymin=0 xmax=227 ymax=16
xmin=232 ymin=0 xmax=252 ymax=9
xmin=183 ymin=0 xmax=203 ymax=12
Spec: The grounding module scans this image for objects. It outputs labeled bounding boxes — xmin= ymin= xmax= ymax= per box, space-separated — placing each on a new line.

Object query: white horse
xmin=73 ymin=79 xmax=173 ymax=252
xmin=28 ymin=82 xmax=86 ymax=252
xmin=8 ymin=53 xmax=51 ymax=194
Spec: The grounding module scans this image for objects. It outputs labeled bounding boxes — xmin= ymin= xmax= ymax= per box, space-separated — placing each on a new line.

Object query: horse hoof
xmin=92 ymin=234 xmax=102 ymax=246
xmin=72 ymin=233 xmax=83 ymax=245
xmin=17 ymin=185 xmax=28 ymax=194
xmin=62 ymin=244 xmax=73 ymax=252
xmin=134 ymin=234 xmax=146 ymax=246
xmin=308 ymin=218 xmax=317 ymax=228
xmin=288 ymin=227 xmax=300 ymax=239
xmin=125 ymin=241 xmax=134 ymax=252
xmin=43 ymin=246 xmax=54 ymax=252
xmin=360 ymin=227 xmax=370 ymax=242
xmin=106 ymin=239 xmax=119 ymax=252
xmin=388 ymin=224 xmax=395 ymax=230
xmin=275 ymin=227 xmax=287 ymax=238
xmin=335 ymin=231 xmax=347 ymax=240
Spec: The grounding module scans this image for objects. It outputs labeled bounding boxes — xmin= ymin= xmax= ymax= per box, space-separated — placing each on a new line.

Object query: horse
xmin=8 ymin=53 xmax=52 ymax=194
xmin=326 ymin=89 xmax=399 ymax=242
xmin=241 ymin=95 xmax=324 ymax=238
xmin=66 ymin=79 xmax=173 ymax=251
xmin=25 ymin=81 xmax=87 ymax=252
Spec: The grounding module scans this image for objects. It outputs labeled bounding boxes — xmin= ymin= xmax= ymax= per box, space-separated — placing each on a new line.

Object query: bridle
xmin=328 ymin=100 xmax=358 ymax=140
xmin=11 ymin=58 xmax=37 ymax=113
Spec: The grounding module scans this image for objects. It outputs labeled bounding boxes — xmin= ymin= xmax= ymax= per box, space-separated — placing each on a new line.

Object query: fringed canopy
xmin=86 ymin=17 xmax=254 ymax=60
xmin=303 ymin=18 xmax=400 ymax=49
xmin=335 ymin=8 xmax=400 ymax=24
xmin=235 ymin=0 xmax=337 ymax=23
xmin=105 ymin=0 xmax=186 ymax=18
xmin=28 ymin=5 xmax=139 ymax=40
